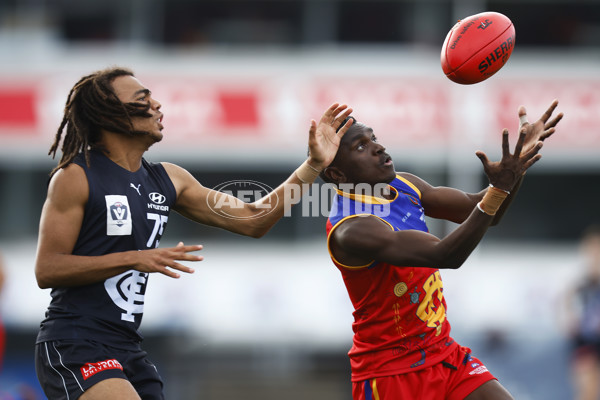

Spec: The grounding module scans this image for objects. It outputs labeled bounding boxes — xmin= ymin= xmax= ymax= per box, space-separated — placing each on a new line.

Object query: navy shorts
xmin=35 ymin=339 xmax=164 ymax=400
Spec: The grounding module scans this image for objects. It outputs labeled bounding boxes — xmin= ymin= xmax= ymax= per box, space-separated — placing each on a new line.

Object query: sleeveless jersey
xmin=326 ymin=175 xmax=457 ymax=381
xmin=36 ymin=150 xmax=176 ymax=349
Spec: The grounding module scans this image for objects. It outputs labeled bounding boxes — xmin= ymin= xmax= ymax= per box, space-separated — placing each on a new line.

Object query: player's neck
xmin=98 ymin=131 xmax=150 ymax=172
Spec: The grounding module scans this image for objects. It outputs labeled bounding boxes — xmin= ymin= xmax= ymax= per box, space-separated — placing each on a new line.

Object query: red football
xmin=441 ymin=11 xmax=515 ymax=84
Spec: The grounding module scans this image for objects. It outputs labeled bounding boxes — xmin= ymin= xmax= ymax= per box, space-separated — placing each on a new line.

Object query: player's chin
xmin=378 ymin=167 xmax=396 ymax=183
xmin=150 ymin=131 xmax=164 ymax=143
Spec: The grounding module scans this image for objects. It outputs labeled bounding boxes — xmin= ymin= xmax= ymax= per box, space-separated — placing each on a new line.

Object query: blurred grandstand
xmin=1 ymin=0 xmax=599 ymax=399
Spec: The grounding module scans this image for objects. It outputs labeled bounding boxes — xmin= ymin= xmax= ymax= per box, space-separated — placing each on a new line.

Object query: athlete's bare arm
xmin=399 ymin=173 xmax=508 ymax=227
xmin=34 ymin=164 xmax=200 ymax=289
xmin=330 ymin=130 xmax=543 ymax=270
xmin=165 ymin=103 xmax=354 ymax=238
xmin=400 ymin=99 xmax=563 ymax=227
xmin=399 ymin=172 xmax=483 ymax=224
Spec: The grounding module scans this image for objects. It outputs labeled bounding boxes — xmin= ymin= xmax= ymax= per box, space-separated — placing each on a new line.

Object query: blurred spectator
xmin=565 ymin=225 xmax=600 ymax=400
xmin=0 ymin=252 xmax=4 ymax=373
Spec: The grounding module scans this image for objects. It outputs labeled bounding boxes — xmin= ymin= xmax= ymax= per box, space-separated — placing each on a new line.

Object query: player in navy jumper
xmin=34 ymin=67 xmax=354 ymax=400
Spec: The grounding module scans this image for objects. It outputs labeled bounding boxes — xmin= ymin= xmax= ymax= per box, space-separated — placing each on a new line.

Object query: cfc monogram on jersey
xmin=105 ymin=271 xmax=148 ymax=322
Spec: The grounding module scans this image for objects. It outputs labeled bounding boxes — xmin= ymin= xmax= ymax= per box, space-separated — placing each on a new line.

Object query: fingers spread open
xmin=545 ymin=112 xmax=564 ymax=130
xmin=177 ymin=244 xmax=203 ymax=253
xmin=522 ymin=140 xmax=543 ymax=160
xmin=336 ymin=118 xmax=354 ymax=139
xmin=318 ymin=103 xmax=340 ymax=124
xmin=332 ymin=107 xmax=353 ymax=130
xmin=540 ymin=99 xmax=559 ymax=123
xmin=518 ymin=105 xmax=528 ymax=127
xmin=170 ymin=261 xmax=195 ymax=274
xmin=540 ymin=127 xmax=556 ymax=141
xmin=513 ymin=128 xmax=526 ymax=157
xmin=325 ymin=103 xmax=340 ymax=117
xmin=332 ymin=103 xmax=349 ymax=115
xmin=522 ymin=153 xmax=542 ymax=171
xmin=160 ymin=267 xmax=182 ymax=279
xmin=475 ymin=150 xmax=490 ymax=168
xmin=308 ymin=119 xmax=317 ymax=138
xmin=501 ymin=129 xmax=510 ymax=157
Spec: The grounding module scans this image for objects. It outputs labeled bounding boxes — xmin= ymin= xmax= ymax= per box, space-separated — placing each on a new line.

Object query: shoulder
xmin=332 ymin=214 xmax=394 ymax=245
xmin=159 ymin=162 xmax=204 ymax=196
xmin=396 ymin=172 xmax=432 ymax=193
xmin=395 ymin=172 xmax=436 ymax=201
xmin=47 ymin=163 xmax=89 ymax=208
xmin=329 ymin=214 xmax=396 ymax=264
xmin=160 ymin=162 xmax=195 ymax=184
xmin=49 ymin=163 xmax=87 ymax=189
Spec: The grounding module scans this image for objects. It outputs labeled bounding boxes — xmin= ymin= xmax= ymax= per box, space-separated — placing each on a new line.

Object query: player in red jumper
xmin=323 ymin=100 xmax=562 ymax=400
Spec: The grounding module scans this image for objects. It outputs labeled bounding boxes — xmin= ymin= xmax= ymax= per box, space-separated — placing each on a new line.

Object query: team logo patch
xmin=105 ymin=195 xmax=132 ymax=235
xmin=104 ymin=271 xmax=148 ymax=322
xmin=401 ymin=191 xmax=420 ymax=206
xmin=81 ymin=359 xmax=123 ymax=380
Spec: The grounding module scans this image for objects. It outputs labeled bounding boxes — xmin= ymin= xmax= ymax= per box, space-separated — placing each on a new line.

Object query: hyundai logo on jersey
xmin=149 ymin=192 xmax=166 ymax=204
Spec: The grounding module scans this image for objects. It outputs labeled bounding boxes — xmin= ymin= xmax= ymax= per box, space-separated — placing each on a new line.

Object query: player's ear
xmin=323 ymin=166 xmax=346 ymax=184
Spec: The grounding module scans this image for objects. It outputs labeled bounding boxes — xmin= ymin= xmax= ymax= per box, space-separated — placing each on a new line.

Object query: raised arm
xmin=330 ymin=129 xmax=543 ymax=270
xmin=398 ymin=172 xmax=483 ymax=224
xmin=167 ymin=103 xmax=354 ymax=238
xmin=34 ymin=164 xmax=200 ymax=288
xmin=488 ymin=99 xmax=563 ymax=224
xmin=407 ymin=99 xmax=564 ymax=226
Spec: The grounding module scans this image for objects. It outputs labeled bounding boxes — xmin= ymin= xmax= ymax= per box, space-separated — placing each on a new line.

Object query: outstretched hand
xmin=476 ymin=129 xmax=543 ymax=192
xmin=307 ymin=103 xmax=354 ymax=170
xmin=475 ymin=99 xmax=563 ymax=192
xmin=519 ymin=99 xmax=563 ymax=152
xmin=133 ymin=242 xmax=202 ymax=279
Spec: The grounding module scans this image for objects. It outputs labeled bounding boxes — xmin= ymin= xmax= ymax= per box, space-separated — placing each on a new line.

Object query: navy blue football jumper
xmin=36 ymin=150 xmax=176 ymax=349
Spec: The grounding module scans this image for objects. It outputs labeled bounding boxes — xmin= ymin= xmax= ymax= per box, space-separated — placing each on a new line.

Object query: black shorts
xmin=35 ymin=339 xmax=164 ymax=400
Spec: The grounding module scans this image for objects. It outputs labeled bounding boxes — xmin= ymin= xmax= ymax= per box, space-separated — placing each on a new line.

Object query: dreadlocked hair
xmin=48 ymin=67 xmax=153 ymax=176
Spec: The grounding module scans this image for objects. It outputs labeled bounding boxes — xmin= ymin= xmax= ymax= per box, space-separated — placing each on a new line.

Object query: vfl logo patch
xmin=104 ymin=271 xmax=148 ymax=322
xmin=105 ymin=195 xmax=132 ymax=236
xmin=81 ymin=359 xmax=123 ymax=380
xmin=111 ymin=202 xmax=128 ymax=224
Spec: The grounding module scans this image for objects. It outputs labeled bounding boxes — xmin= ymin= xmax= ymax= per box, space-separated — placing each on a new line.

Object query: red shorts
xmin=353 ymin=345 xmax=496 ymax=400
